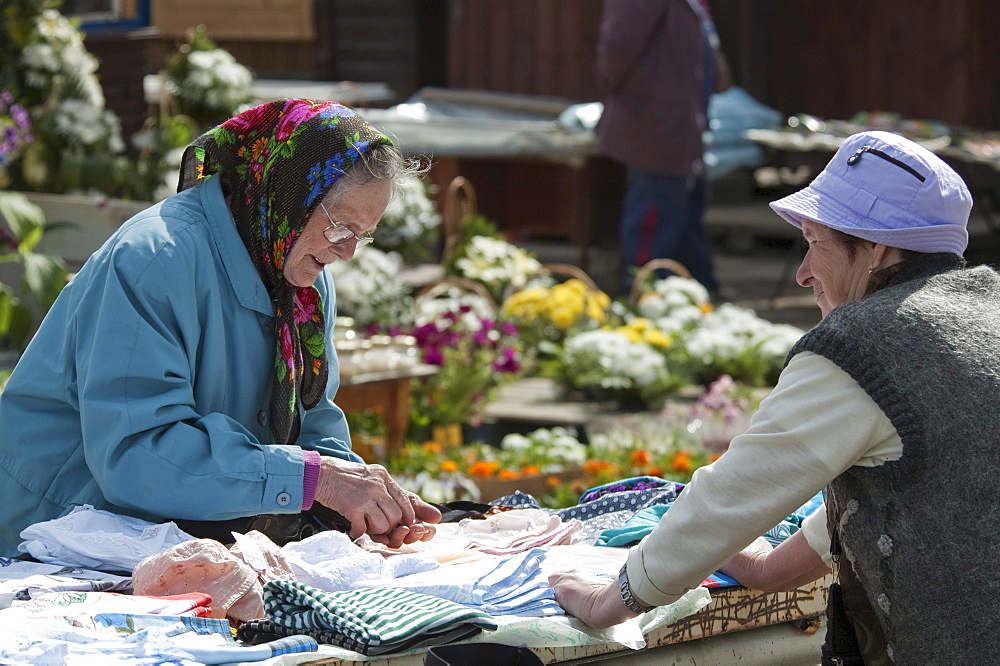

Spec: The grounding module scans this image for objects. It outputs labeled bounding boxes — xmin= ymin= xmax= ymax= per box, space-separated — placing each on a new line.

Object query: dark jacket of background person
xmin=595 ymin=0 xmax=709 ymax=178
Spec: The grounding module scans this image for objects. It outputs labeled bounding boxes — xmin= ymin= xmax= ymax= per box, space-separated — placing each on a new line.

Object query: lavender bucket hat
xmin=770 ymin=130 xmax=973 ymax=255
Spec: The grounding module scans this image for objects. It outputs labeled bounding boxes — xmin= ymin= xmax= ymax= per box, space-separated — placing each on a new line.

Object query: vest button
xmin=257 ymin=410 xmax=268 ymax=427
xmin=877 ymin=534 xmax=893 ymax=557
xmin=276 ymin=492 xmax=291 ymax=507
xmin=877 ymin=593 xmax=891 ymax=614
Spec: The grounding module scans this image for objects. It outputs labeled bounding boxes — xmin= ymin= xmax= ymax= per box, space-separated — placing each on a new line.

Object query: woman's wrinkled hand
xmin=548 ymin=570 xmax=639 ymax=628
xmin=314 ymin=458 xmax=441 ymax=548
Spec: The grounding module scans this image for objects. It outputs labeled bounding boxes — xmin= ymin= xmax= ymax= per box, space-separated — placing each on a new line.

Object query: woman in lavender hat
xmin=551 ymin=131 xmax=1000 ymax=664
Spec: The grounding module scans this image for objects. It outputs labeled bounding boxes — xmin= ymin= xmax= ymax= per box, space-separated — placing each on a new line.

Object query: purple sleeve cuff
xmin=301 ymin=449 xmax=322 ymax=511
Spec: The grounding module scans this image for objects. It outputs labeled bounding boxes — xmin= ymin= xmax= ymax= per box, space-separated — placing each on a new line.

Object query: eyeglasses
xmin=319 ymin=202 xmax=375 ymax=246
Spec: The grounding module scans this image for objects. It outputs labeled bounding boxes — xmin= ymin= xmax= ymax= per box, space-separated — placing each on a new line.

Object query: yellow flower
xmin=700 ymin=302 xmax=714 ymax=314
xmin=440 ymin=460 xmax=458 ymax=472
xmin=644 ymin=329 xmax=673 ymax=349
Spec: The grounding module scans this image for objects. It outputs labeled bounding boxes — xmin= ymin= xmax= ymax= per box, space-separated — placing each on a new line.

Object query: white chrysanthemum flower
xmin=637 ymin=276 xmax=710 ymax=319
xmin=453 ymin=235 xmax=541 ymax=300
xmin=563 ymin=329 xmax=670 ymax=391
xmin=377 ymin=176 xmax=441 ymax=248
xmin=325 ymin=245 xmax=411 ymax=328
xmin=21 ymin=44 xmax=60 ymax=74
xmin=500 ymin=433 xmax=531 ymax=451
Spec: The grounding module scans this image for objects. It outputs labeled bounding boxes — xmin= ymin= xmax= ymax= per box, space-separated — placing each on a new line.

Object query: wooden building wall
xmin=443 ymin=0 xmax=999 ymax=130
xmin=710 ymin=0 xmax=999 ymax=130
xmin=446 ymin=0 xmax=603 ymax=101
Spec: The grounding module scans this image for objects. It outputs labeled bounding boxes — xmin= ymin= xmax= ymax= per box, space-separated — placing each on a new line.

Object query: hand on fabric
xmin=548 ymin=571 xmax=639 ymax=628
xmin=314 ymin=458 xmax=440 ymax=548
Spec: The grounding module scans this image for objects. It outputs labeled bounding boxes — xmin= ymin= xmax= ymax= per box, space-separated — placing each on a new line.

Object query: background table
xmin=337 ymin=365 xmax=437 ymax=460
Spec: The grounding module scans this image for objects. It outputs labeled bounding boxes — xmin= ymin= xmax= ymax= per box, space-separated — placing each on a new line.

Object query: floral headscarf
xmin=178 ymin=99 xmax=392 ymax=444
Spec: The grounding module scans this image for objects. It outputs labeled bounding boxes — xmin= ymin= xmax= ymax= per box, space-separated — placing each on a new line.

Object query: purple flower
xmin=423 ymin=348 xmax=444 ymax=365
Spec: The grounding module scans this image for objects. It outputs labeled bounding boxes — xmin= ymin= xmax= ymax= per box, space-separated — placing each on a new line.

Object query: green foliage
xmin=0 ymin=191 xmax=68 ymax=349
xmin=0 ymin=2 xmax=131 ymax=195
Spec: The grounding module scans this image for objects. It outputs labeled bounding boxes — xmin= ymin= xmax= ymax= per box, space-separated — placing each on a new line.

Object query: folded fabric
xmin=579 ymin=476 xmax=678 ymax=503
xmin=89 ymin=614 xmax=318 ymax=664
xmin=280 ymin=530 xmax=438 ymax=593
xmin=595 ymin=491 xmax=826 ymax=548
xmin=238 ymin=618 xmax=482 ymax=657
xmin=355 ymin=548 xmax=562 ymax=617
xmin=595 ymin=504 xmax=673 ymax=547
xmin=3 ymin=589 xmax=213 ymax=620
xmin=454 ymin=509 xmax=582 ymax=556
xmin=262 ymin=580 xmax=497 ymax=656
xmin=0 ymin=558 xmax=132 ymax=589
xmin=490 ymin=487 xmax=681 ymax=525
xmin=6 ymin=574 xmax=130 ymax=601
xmin=17 ymin=505 xmax=195 ymax=572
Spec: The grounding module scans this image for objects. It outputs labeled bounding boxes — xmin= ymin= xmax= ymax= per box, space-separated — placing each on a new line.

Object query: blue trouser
xmin=619 ymin=167 xmax=719 ymax=294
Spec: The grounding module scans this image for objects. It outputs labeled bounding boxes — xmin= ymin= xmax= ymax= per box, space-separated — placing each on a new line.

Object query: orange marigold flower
xmin=709 ymin=452 xmax=723 ymax=463
xmin=630 ymin=450 xmax=652 ymax=466
xmin=440 ymin=460 xmax=458 ymax=472
xmin=646 ymin=466 xmax=664 ymax=477
xmin=423 ymin=442 xmax=442 ymax=454
xmin=498 ymin=468 xmax=519 ymax=480
xmin=468 ymin=461 xmax=500 ymax=478
xmin=545 ymin=475 xmax=562 ymax=488
xmin=583 ymin=460 xmax=611 ymax=474
xmin=521 ymin=465 xmax=541 ymax=477
xmin=671 ymin=450 xmax=693 ymax=474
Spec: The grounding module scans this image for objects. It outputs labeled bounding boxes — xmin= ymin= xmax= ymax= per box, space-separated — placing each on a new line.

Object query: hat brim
xmin=769 ymin=184 xmax=969 ymax=254
xmin=769 ymin=185 xmax=860 ymax=233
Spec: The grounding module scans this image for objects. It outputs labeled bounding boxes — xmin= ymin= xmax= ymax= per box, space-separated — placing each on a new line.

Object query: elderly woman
xmin=550 ymin=131 xmax=1000 ymax=663
xmin=0 ymin=99 xmax=440 ymax=556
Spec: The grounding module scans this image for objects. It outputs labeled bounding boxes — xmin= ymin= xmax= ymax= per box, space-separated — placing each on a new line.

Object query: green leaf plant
xmin=0 ymin=190 xmax=69 ymax=351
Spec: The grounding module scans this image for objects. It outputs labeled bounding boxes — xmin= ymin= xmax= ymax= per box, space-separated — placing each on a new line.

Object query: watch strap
xmin=618 ymin=563 xmax=655 ymax=614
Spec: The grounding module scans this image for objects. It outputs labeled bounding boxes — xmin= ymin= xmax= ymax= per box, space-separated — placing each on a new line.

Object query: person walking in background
xmin=595 ymin=0 xmax=728 ymax=296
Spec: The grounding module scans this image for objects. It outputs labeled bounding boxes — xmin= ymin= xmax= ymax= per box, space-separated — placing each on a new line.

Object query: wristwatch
xmin=618 ymin=563 xmax=655 ymax=614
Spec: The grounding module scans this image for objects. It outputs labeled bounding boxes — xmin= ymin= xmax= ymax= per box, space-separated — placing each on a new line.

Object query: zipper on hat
xmin=846 ymin=145 xmax=926 ymax=182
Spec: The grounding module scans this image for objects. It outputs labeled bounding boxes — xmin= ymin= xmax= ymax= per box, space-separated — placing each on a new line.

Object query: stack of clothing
xmin=238 ymin=580 xmax=498 ymax=656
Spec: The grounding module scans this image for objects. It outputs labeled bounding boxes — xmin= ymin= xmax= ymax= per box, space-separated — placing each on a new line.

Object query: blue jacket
xmin=0 ymin=175 xmax=358 ymax=556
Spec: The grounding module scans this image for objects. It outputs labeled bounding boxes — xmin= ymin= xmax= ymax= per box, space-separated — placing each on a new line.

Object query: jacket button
xmin=257 ymin=411 xmax=268 ymax=427
xmin=276 ymin=492 xmax=291 ymax=507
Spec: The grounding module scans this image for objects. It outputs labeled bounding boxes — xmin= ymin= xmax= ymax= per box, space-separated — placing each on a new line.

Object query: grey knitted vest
xmin=786 ymin=253 xmax=1000 ymax=663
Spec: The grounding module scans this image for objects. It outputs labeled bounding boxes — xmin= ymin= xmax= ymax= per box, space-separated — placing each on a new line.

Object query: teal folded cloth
xmin=263 ymin=580 xmax=498 ymax=656
xmin=595 ymin=491 xmax=826 ymax=548
xmin=596 ymin=504 xmax=673 ymax=547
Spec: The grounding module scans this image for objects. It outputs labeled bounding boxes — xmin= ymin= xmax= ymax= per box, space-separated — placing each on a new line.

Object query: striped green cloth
xmin=263 ymin=581 xmax=498 ymax=653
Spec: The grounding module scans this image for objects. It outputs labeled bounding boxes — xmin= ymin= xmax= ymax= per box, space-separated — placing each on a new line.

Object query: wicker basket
xmin=628 ymin=258 xmax=694 ymax=305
